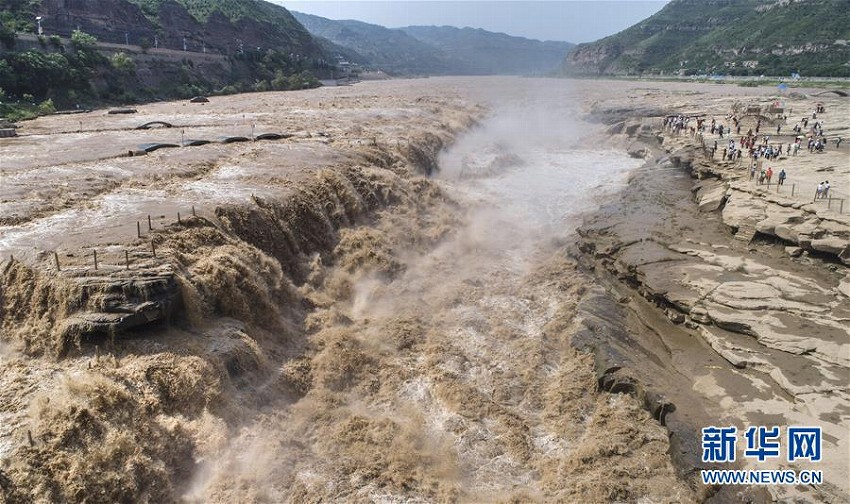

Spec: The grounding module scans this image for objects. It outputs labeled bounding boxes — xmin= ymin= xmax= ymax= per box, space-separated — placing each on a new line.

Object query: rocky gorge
xmin=0 ymin=77 xmax=847 ymax=502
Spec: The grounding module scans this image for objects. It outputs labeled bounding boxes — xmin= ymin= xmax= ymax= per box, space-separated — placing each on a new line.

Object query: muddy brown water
xmin=0 ymin=77 xmax=846 ymax=503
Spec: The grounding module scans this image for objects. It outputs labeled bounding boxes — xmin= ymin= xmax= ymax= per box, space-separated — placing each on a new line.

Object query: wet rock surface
xmin=576 ymin=93 xmax=850 ymax=502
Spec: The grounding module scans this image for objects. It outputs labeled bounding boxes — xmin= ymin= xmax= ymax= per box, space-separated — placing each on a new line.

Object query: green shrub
xmin=37 ymin=98 xmax=55 ymax=114
xmin=110 ymin=52 xmax=135 ymax=74
xmin=70 ymin=30 xmax=97 ymax=50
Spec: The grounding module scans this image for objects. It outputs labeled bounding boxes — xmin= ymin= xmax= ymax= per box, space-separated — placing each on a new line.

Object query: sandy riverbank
xmin=0 ymin=77 xmax=847 ymax=503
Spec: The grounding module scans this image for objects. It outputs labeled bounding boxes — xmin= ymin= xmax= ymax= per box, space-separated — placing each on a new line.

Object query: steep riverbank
xmin=574 ymin=92 xmax=849 ymax=502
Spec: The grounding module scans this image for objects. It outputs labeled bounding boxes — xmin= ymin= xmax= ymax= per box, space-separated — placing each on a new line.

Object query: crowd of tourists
xmin=663 ymin=104 xmax=841 ymax=200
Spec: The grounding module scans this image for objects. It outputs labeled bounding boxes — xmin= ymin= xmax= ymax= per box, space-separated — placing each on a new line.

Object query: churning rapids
xmin=0 ymin=78 xmax=694 ymax=503
xmin=186 ymin=98 xmax=675 ymax=502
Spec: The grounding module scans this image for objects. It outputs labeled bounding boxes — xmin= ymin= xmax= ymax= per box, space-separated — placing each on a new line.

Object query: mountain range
xmin=292 ymin=11 xmax=574 ymax=76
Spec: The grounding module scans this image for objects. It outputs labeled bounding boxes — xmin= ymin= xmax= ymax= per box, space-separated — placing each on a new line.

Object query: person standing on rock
xmin=823 ymin=181 xmax=830 ymax=199
xmin=836 ymin=137 xmax=843 ymax=149
xmin=778 ymin=168 xmax=786 ymax=186
xmin=816 ymin=182 xmax=824 ymax=199
xmin=766 ymin=166 xmax=773 ymax=185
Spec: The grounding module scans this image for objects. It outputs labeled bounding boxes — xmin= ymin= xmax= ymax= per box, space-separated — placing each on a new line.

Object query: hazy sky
xmin=275 ymin=1 xmax=670 ymax=43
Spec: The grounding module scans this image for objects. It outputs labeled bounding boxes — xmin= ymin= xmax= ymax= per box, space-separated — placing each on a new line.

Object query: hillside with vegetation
xmin=292 ymin=12 xmax=459 ymax=75
xmin=0 ymin=0 xmax=328 ymax=118
xmin=293 ymin=11 xmax=573 ymax=76
xmin=124 ymin=0 xmax=317 ymax=54
xmin=562 ymin=0 xmax=850 ymax=77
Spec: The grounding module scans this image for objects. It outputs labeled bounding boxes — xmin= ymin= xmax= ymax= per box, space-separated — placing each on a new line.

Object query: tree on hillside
xmin=110 ymin=52 xmax=136 ymax=74
xmin=70 ymin=30 xmax=97 ymax=50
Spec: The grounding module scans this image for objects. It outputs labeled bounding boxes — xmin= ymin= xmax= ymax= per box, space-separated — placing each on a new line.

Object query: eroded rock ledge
xmin=573 ymin=108 xmax=849 ymax=503
xmin=676 ymin=146 xmax=850 ymax=266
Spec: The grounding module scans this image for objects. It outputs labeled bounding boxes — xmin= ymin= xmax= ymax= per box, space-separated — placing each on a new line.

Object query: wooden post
xmin=791 ymin=183 xmax=795 ymax=197
xmin=137 ymin=221 xmax=142 ymax=238
xmin=125 ymin=250 xmax=130 ymax=269
xmin=177 ymin=212 xmax=181 ymax=223
xmin=54 ymin=251 xmax=61 ymax=271
xmin=151 ymin=240 xmax=157 ymax=258
xmin=192 ymin=205 xmax=196 ymax=216
xmin=93 ymin=250 xmax=98 ymax=270
xmin=148 ymin=215 xmax=152 ymax=230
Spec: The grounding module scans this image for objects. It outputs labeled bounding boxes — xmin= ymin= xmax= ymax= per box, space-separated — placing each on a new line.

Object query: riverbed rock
xmin=627 ymin=142 xmax=648 ymax=159
xmin=839 ymin=275 xmax=850 ymax=298
xmin=811 ymin=236 xmax=849 ymax=256
xmin=785 ymin=246 xmax=803 ymax=257
xmin=694 ymin=179 xmax=728 ymax=212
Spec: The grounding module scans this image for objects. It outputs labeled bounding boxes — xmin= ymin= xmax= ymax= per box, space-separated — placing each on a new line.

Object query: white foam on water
xmin=475 ymin=147 xmax=639 ymax=231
